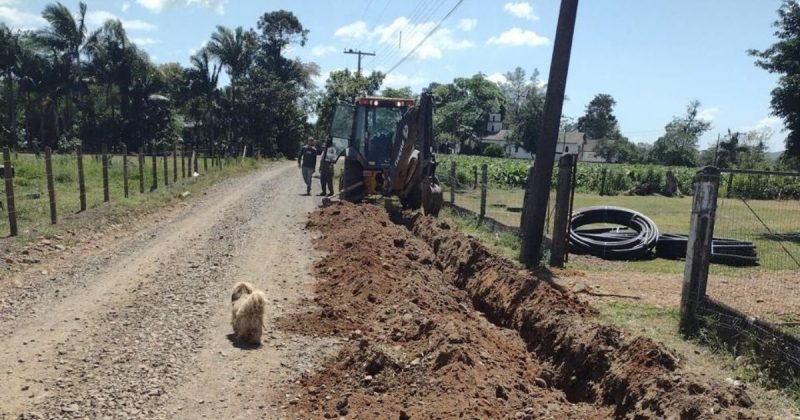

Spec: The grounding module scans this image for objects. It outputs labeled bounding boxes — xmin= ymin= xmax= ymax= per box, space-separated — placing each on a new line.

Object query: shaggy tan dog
xmin=230 ymin=282 xmax=266 ymax=345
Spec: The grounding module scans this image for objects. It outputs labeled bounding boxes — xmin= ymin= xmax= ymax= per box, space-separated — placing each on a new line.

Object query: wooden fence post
xmin=102 ymin=144 xmax=110 ymax=202
xmin=479 ymin=164 xmax=488 ymax=220
xmin=203 ymin=153 xmax=208 ymax=172
xmin=122 ymin=144 xmax=129 ymax=198
xmin=473 ymin=166 xmax=478 ymax=189
xmin=151 ymin=146 xmax=158 ymax=191
xmin=163 ymin=149 xmax=169 ymax=186
xmin=172 ymin=146 xmax=178 ymax=183
xmin=193 ymin=151 xmax=198 ymax=174
xmin=138 ymin=147 xmax=145 ymax=194
xmin=44 ymin=146 xmax=57 ymax=224
xmin=549 ymin=154 xmax=576 ymax=267
xmin=77 ymin=147 xmax=87 ymax=212
xmin=181 ymin=147 xmax=186 ymax=178
xmin=726 ymin=172 xmax=734 ymax=198
xmin=599 ymin=167 xmax=607 ymax=196
xmin=449 ymin=161 xmax=456 ymax=206
xmin=3 ymin=146 xmax=18 ymax=236
xmin=680 ymin=166 xmax=721 ymax=336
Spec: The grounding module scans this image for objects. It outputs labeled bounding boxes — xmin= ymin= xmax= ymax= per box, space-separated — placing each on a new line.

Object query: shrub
xmin=483 ymin=144 xmax=504 ymax=158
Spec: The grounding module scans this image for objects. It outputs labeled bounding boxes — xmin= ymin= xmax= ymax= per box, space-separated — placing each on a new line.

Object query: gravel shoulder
xmin=0 ymin=161 xmax=333 ymax=419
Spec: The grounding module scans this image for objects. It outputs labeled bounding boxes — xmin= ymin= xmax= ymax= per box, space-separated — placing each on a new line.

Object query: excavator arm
xmin=388 ymin=91 xmax=442 ymax=215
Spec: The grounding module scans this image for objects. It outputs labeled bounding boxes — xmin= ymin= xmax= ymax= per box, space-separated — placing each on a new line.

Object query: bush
xmin=483 ymin=144 xmax=504 ymax=158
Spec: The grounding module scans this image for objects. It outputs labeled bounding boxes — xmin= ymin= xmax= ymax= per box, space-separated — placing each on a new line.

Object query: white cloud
xmin=503 ymin=2 xmax=539 ymax=21
xmin=334 ymin=20 xmax=369 ymax=40
xmin=373 ymin=17 xmax=474 ymax=60
xmin=696 ymin=107 xmax=720 ymax=122
xmin=86 ymin=10 xmax=157 ymax=31
xmin=121 ymin=2 xmax=131 ymax=12
xmin=487 ymin=27 xmax=548 ymax=47
xmin=0 ymin=0 xmax=20 ymax=5
xmin=311 ymin=45 xmax=338 ymax=57
xmin=132 ymin=37 xmax=159 ymax=46
xmin=382 ymin=71 xmax=425 ymax=89
xmin=313 ymin=70 xmax=333 ymax=88
xmin=136 ymin=0 xmax=225 ymax=15
xmin=457 ymin=18 xmax=477 ymax=32
xmin=0 ymin=6 xmax=47 ymax=29
xmin=188 ymin=40 xmax=208 ymax=55
xmin=487 ymin=73 xmax=507 ymax=85
xmin=753 ymin=115 xmax=783 ymax=131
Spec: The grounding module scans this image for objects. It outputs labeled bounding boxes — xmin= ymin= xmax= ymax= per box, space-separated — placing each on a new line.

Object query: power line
xmin=371 ymin=0 xmax=432 ymax=70
xmin=375 ymin=0 xmax=438 ymax=69
xmin=385 ymin=0 xmax=463 ymax=75
xmin=379 ymin=0 xmax=446 ymax=70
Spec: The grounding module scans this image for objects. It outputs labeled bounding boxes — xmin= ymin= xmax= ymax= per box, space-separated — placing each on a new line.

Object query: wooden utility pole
xmin=519 ymin=0 xmax=579 ymax=267
xmin=549 ymin=154 xmax=576 ymax=267
xmin=344 ymin=48 xmax=375 ymax=75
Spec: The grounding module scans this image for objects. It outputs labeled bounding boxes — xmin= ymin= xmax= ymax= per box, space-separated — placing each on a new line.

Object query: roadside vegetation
xmin=1 ymin=153 xmax=267 ymax=244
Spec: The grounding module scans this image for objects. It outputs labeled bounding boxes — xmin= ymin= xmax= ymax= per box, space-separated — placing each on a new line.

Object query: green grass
xmin=0 ymin=152 xmax=267 ymax=243
xmin=444 ymin=184 xmax=800 ymax=276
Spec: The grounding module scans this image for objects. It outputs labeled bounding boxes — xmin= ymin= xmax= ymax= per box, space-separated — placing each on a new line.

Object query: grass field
xmin=0 ymin=152 xmax=264 ymax=243
xmin=445 ymin=183 xmax=800 ymax=276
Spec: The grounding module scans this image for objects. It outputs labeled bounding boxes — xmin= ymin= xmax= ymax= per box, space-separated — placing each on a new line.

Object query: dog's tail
xmin=231 ymin=281 xmax=255 ymax=302
xmin=238 ymin=290 xmax=266 ymax=317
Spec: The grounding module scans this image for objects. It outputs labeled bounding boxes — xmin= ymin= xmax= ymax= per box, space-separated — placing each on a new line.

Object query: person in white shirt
xmin=319 ymin=138 xmax=338 ymax=196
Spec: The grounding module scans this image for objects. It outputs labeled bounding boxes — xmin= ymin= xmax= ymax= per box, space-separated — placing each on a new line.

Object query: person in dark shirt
xmin=298 ymin=138 xmax=318 ymax=195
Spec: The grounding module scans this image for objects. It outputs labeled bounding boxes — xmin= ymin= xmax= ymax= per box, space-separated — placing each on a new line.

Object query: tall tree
xmin=497 ymin=67 xmax=545 ymax=156
xmin=207 ymin=25 xmax=256 ymax=144
xmin=433 ymin=73 xmax=506 ymax=153
xmin=577 ymin=93 xmax=622 ymax=140
xmin=749 ymin=0 xmax=800 ymax=168
xmin=650 ymin=100 xmax=710 ymax=166
xmin=36 ymin=1 xmax=89 ymax=135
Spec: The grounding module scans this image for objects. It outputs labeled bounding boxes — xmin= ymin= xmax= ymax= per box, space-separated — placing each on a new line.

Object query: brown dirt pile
xmin=280 ymin=201 xmax=756 ymax=419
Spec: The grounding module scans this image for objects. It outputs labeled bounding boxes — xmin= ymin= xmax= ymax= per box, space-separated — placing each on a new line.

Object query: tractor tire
xmin=400 ymin=182 xmax=423 ymax=210
xmin=341 ymin=159 xmax=365 ymax=202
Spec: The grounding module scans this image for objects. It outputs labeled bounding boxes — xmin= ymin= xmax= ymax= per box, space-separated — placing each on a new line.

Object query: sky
xmin=0 ymin=0 xmax=788 ymax=151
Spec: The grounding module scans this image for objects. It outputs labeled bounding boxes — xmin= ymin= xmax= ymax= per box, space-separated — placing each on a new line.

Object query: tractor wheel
xmin=400 ymin=182 xmax=423 ymax=210
xmin=341 ymin=159 xmax=365 ymax=202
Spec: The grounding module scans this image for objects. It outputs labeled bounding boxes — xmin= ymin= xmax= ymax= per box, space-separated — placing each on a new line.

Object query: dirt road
xmin=0 ymin=161 xmax=335 ymax=419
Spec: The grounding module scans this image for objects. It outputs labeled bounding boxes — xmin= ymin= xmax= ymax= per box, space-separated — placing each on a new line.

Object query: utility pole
xmin=344 ymin=48 xmax=375 ymax=75
xmin=519 ymin=0 xmax=579 ymax=267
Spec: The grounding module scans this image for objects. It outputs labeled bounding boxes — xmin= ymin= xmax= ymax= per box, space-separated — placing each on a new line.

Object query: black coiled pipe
xmin=568 ymin=206 xmax=660 ymax=260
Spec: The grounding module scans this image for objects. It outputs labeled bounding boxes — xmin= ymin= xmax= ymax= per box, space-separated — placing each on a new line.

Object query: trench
xmin=290 ymin=201 xmax=756 ymax=418
xmin=386 ymin=206 xmax=753 ymax=418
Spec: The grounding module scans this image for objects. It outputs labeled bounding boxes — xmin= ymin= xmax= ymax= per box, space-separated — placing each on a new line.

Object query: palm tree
xmin=187 ymin=48 xmax=221 ymax=148
xmin=0 ymin=24 xmax=21 ymax=146
xmin=206 ymin=26 xmax=255 ymax=145
xmin=36 ymin=1 xmax=89 ymax=134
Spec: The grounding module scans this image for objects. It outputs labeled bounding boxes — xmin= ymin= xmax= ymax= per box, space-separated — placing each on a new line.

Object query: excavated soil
xmin=279 ymin=201 xmax=758 ymax=419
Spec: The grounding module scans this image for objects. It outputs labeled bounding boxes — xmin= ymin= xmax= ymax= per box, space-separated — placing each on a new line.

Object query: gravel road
xmin=0 ymin=161 xmax=338 ymax=419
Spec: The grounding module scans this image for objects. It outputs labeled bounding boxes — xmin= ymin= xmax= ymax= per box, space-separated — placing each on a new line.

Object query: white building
xmin=479 ymin=113 xmax=604 ymax=161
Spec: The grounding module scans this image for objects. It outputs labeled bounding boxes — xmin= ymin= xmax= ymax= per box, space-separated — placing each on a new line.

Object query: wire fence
xmin=706 ymin=170 xmax=800 ymax=341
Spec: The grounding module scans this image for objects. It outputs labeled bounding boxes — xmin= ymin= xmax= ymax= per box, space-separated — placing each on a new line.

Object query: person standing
xmin=319 ymin=139 xmax=337 ymax=196
xmin=298 ymin=138 xmax=317 ymax=195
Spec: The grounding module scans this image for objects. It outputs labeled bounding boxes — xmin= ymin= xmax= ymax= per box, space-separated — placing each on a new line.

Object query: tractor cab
xmin=331 ymin=96 xmax=415 ymax=171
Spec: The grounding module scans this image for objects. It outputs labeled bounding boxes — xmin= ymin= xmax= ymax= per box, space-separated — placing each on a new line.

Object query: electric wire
xmin=384 ymin=0 xmax=463 ymax=76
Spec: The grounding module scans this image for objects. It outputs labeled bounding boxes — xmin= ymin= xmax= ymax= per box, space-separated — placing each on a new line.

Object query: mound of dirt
xmin=278 ymin=201 xmax=756 ymax=419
